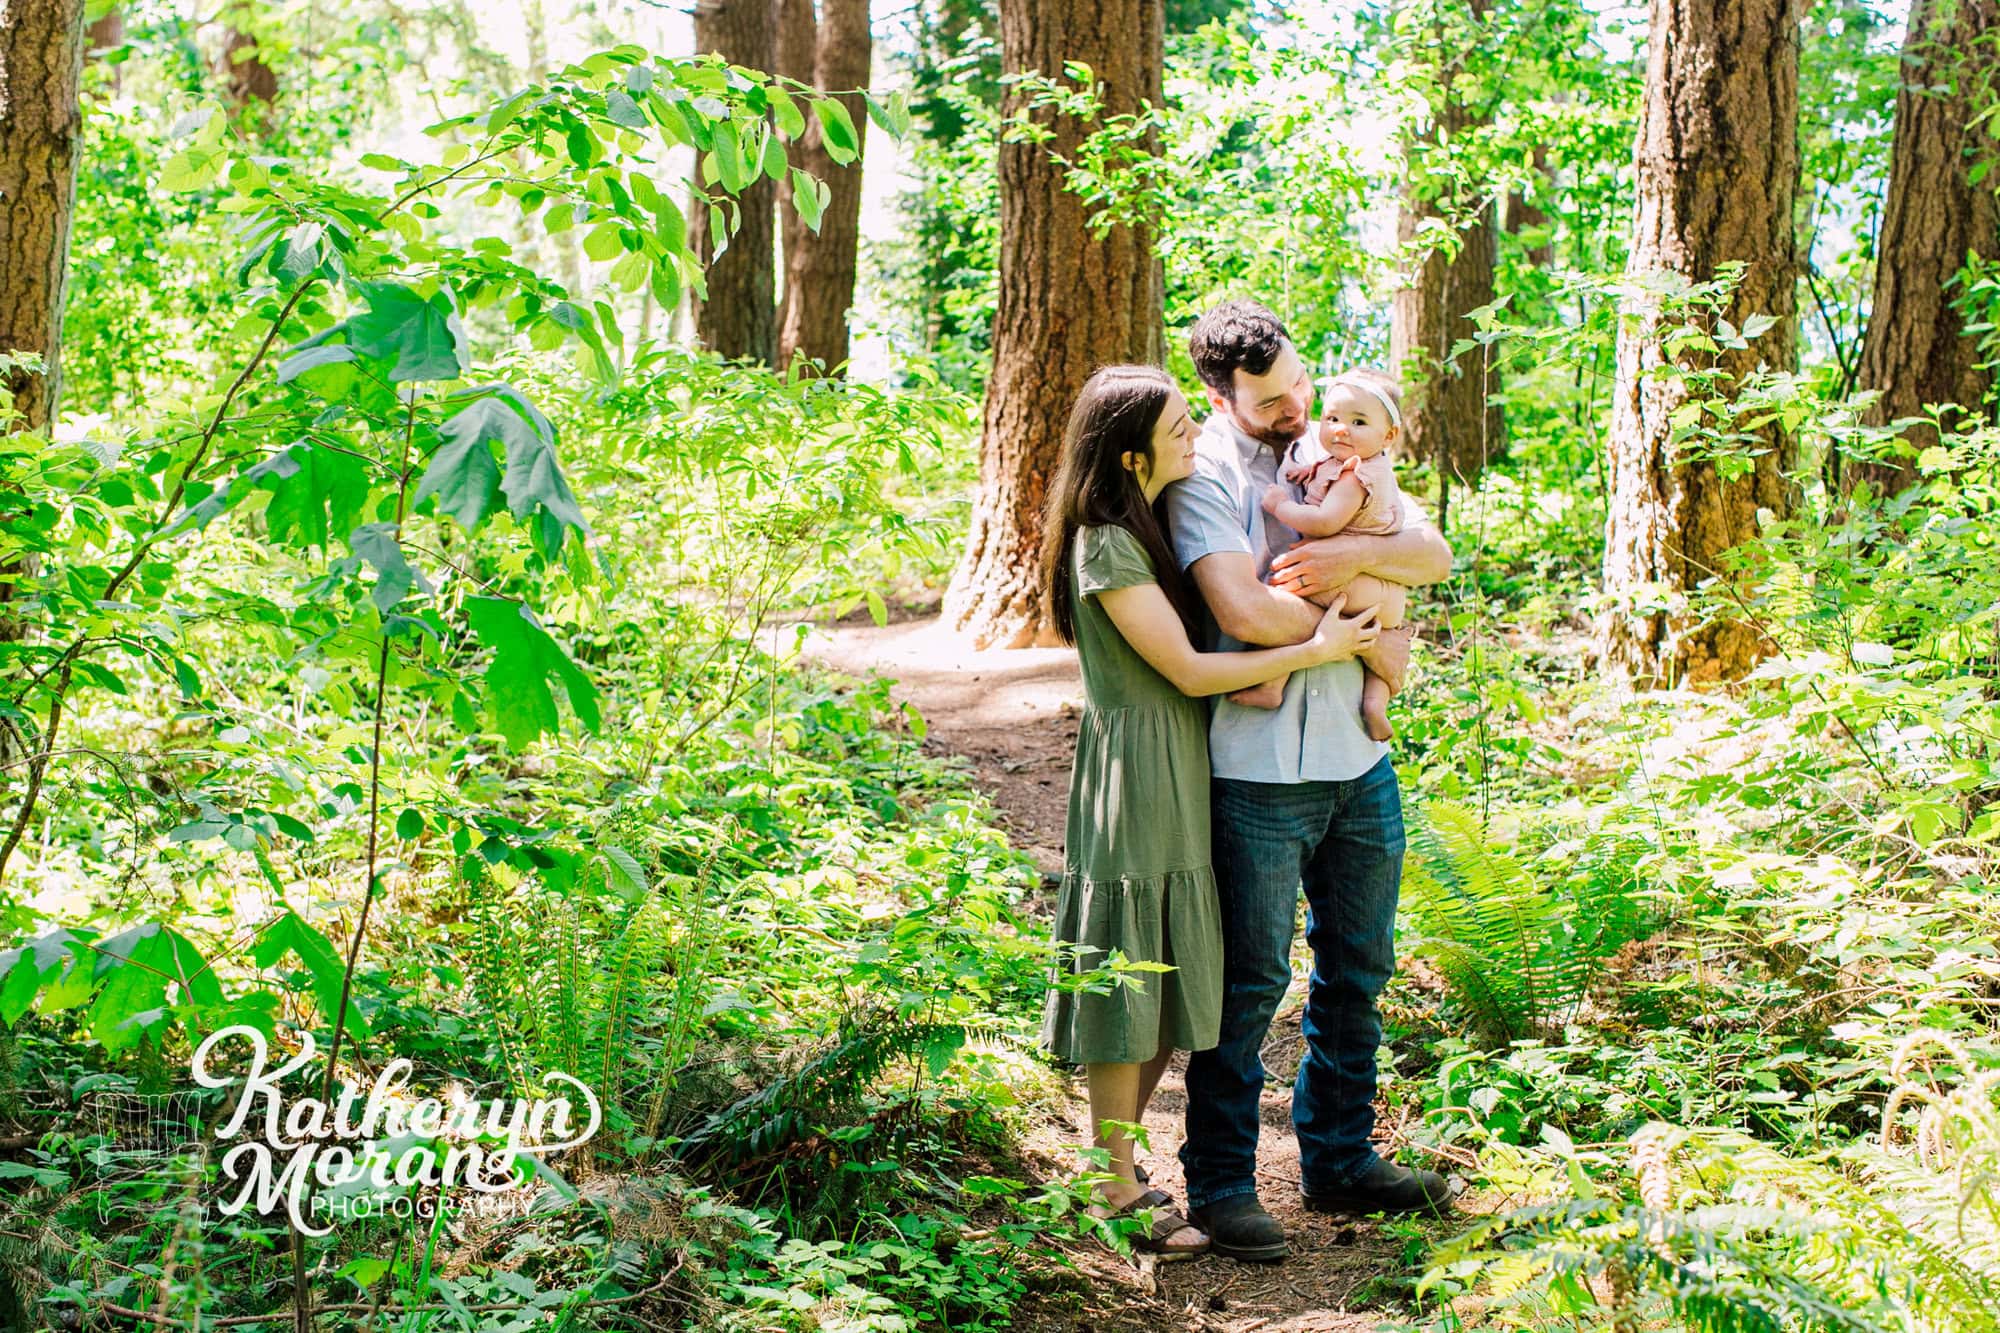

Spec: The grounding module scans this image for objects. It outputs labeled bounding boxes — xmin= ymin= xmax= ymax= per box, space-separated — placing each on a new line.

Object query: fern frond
xmin=674 ymin=1020 xmax=966 ymax=1171
xmin=1403 ymin=801 xmax=1660 ymax=1045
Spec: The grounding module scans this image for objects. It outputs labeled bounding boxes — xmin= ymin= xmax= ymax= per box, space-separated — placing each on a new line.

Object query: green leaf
xmin=415 ymin=408 xmax=502 ymax=531
xmin=274 ymin=223 xmax=322 ymax=282
xmin=923 ymin=1028 xmax=965 ymax=1077
xmin=39 ymin=952 xmax=95 ymax=1014
xmin=760 ymin=132 xmax=787 ymax=183
xmin=712 ymin=120 xmax=745 ymax=192
xmin=487 ymin=92 xmax=529 ymax=135
xmin=341 ymin=282 xmax=471 ymax=383
xmin=275 ymin=344 xmax=358 ymax=399
xmin=160 ymin=105 xmax=227 ymax=190
xmin=466 ymin=597 xmax=601 ymax=749
xmin=583 ymin=221 xmax=624 ymax=263
xmin=249 ymin=910 xmax=361 ymax=1037
xmin=257 ymin=443 xmax=371 ymax=552
xmin=160 ymin=144 xmax=227 ymax=192
xmin=768 ymin=87 xmax=806 ymax=139
xmin=548 ymin=301 xmax=613 ymax=379
xmin=420 ymin=389 xmax=588 ymax=551
xmin=339 ymin=1257 xmax=391 ymax=1292
xmin=600 ymin=845 xmax=648 ymax=896
xmin=651 ymin=190 xmax=686 ymax=255
xmin=791 ymin=168 xmax=825 ymax=233
xmin=604 ymin=89 xmax=648 ymax=128
xmin=1 ymin=947 xmax=46 ymax=1026
xmin=348 ymin=523 xmax=431 ymax=613
xmin=813 ymin=99 xmax=859 ymax=164
xmin=87 ymin=925 xmax=221 ymax=1052
xmin=609 ymin=249 xmax=649 ymax=291
xmin=0 ymin=1162 xmax=64 ymax=1187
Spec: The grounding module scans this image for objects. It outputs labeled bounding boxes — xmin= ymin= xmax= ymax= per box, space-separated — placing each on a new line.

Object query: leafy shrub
xmin=1400 ymin=801 xmax=1661 ymax=1045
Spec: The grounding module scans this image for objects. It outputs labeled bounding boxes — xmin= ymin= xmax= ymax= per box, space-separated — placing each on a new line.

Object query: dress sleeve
xmin=1077 ymin=524 xmax=1158 ymax=597
xmin=1340 ymin=454 xmax=1373 ymax=495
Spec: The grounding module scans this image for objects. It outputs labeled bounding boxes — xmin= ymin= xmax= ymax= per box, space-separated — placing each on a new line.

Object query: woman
xmin=1038 ymin=365 xmax=1380 ymax=1257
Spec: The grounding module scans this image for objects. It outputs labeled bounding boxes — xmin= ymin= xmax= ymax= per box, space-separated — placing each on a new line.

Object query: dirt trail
xmin=804 ymin=611 xmax=1419 ymax=1332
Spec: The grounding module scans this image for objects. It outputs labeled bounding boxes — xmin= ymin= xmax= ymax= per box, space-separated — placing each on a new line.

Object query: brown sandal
xmin=1106 ymin=1187 xmax=1210 ymax=1260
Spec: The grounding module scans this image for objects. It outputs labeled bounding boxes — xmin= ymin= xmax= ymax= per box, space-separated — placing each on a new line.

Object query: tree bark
xmin=1505 ymin=141 xmax=1554 ymax=269
xmin=941 ymin=0 xmax=1165 ymax=648
xmin=0 ymin=0 xmax=85 ymax=668
xmin=689 ymin=0 xmax=779 ymax=364
xmin=1 ymin=0 xmax=86 ymax=438
xmin=216 ymin=2 xmax=277 ymax=115
xmin=85 ymin=4 xmax=122 ymax=93
xmin=1389 ymin=1 xmax=1504 ymax=538
xmin=777 ymin=0 xmax=871 ymax=374
xmin=1597 ymin=0 xmax=1803 ymax=685
xmin=1848 ymin=0 xmax=2000 ymax=495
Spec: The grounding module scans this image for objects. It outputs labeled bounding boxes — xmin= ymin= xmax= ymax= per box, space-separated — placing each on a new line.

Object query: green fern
xmin=1428 ymin=1120 xmax=2000 ymax=1333
xmin=461 ymin=843 xmax=723 ymax=1125
xmin=1401 ymin=802 xmax=1659 ymax=1044
xmin=674 ymin=1020 xmax=967 ymax=1171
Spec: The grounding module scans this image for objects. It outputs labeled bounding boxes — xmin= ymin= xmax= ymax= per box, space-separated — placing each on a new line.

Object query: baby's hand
xmin=1282 ymin=458 xmax=1312 ymax=485
xmin=1260 ymin=483 xmax=1291 ymax=517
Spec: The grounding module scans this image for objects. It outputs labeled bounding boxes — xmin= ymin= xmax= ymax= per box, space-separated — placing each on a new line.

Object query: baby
xmin=1231 ymin=369 xmax=1409 ymax=741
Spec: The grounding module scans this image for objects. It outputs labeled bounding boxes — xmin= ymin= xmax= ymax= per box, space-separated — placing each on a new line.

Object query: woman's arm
xmin=1094 ymin=583 xmax=1378 ymax=697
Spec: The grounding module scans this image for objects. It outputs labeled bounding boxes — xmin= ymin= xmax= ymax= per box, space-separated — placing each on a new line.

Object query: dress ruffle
xmin=1040 ymin=864 xmax=1224 ymax=1065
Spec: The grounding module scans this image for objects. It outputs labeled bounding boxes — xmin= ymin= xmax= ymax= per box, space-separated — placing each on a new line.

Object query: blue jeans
xmin=1180 ymin=757 xmax=1406 ymax=1209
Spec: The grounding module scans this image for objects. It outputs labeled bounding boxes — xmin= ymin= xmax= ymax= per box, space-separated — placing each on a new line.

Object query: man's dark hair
xmin=1188 ymin=300 xmax=1291 ymax=399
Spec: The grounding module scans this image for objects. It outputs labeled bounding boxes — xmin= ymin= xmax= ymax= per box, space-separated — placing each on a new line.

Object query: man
xmin=1164 ymin=300 xmax=1454 ymax=1262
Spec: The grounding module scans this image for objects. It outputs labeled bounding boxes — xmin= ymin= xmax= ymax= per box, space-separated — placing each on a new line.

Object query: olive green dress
xmin=1040 ymin=524 xmax=1224 ymax=1065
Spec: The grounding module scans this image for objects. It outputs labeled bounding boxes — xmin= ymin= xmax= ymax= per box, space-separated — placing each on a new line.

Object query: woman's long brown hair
xmin=1039 ymin=365 xmax=1204 ymax=646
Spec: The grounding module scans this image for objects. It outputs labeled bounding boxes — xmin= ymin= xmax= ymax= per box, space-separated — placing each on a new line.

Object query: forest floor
xmin=804 ymin=604 xmax=1447 ymax=1333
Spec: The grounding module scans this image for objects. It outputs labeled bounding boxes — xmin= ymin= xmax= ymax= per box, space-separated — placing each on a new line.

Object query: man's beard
xmin=1232 ymin=410 xmax=1305 ymax=451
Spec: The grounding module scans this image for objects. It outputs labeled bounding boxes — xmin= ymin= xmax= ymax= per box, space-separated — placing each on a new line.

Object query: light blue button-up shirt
xmin=1163 ymin=413 xmax=1400 ymax=785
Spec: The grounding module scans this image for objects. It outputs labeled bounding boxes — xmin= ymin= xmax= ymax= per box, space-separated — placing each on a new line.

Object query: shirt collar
xmin=1204 ymin=411 xmax=1302 ymax=464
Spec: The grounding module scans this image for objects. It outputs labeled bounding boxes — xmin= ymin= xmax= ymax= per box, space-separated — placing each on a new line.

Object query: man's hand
xmin=1268 ymin=534 xmax=1366 ymax=600
xmin=1359 ymin=624 xmax=1414 ymax=693
xmin=1270 ymin=522 xmax=1454 ymax=600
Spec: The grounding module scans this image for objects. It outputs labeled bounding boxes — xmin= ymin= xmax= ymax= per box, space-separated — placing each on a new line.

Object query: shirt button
xmin=1309 ymin=689 xmax=1319 ymax=697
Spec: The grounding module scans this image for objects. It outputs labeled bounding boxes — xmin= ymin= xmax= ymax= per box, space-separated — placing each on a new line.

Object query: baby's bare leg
xmin=1360 ymin=669 xmax=1393 ymax=741
xmin=1314 ymin=574 xmax=1406 ymax=739
xmin=1228 ymin=674 xmax=1288 ymax=709
xmin=1315 ymin=573 xmax=1407 ymax=629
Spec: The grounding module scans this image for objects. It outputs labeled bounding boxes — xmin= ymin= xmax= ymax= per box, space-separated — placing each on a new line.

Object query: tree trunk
xmin=1597 ymin=0 xmax=1803 ymax=685
xmin=85 ymin=5 xmax=122 ymax=92
xmin=777 ymin=0 xmax=870 ymax=374
xmin=0 ymin=0 xmax=85 ymax=669
xmin=1389 ymin=0 xmax=1503 ymax=539
xmin=941 ymin=0 xmax=1165 ymax=648
xmin=689 ymin=0 xmax=779 ymax=364
xmin=1 ymin=0 xmax=86 ymax=437
xmin=216 ymin=3 xmax=277 ymax=115
xmin=1505 ymin=142 xmax=1554 ymax=269
xmin=1848 ymin=0 xmax=2000 ymax=495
